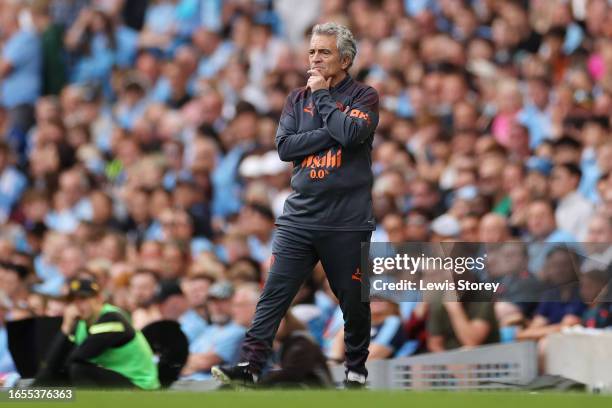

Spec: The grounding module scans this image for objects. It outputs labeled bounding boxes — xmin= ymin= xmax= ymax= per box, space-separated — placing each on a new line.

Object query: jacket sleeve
xmin=275 ymin=94 xmax=338 ymax=162
xmin=67 ymin=312 xmax=135 ymax=363
xmin=312 ymin=86 xmax=379 ymax=149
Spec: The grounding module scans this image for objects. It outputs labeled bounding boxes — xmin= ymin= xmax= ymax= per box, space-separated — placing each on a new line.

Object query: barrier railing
xmin=330 ymin=341 xmax=538 ymax=390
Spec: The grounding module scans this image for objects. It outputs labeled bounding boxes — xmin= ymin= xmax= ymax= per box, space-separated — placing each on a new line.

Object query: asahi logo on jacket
xmin=300 ymin=148 xmax=342 ymax=179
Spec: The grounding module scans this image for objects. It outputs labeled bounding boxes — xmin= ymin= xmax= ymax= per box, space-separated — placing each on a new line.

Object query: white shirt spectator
xmin=555 ymin=191 xmax=594 ymax=241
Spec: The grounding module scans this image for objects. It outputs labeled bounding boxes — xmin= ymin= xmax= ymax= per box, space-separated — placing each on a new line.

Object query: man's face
xmin=382 ymin=214 xmax=405 ymax=242
xmin=59 ymin=247 xmax=84 ymax=279
xmin=73 ymin=296 xmax=100 ymax=320
xmin=527 ymin=202 xmax=555 ymax=239
xmin=550 ymin=167 xmax=576 ymax=199
xmin=208 ymin=298 xmax=232 ymax=325
xmin=586 ymin=216 xmax=612 ymax=244
xmin=181 ymin=277 xmax=211 ymax=308
xmin=59 ymin=172 xmax=83 ymax=206
xmin=129 ymin=273 xmax=158 ymax=308
xmin=0 ymin=269 xmax=20 ymax=298
xmin=309 ymin=34 xmax=347 ymax=79
xmin=410 ymin=181 xmax=438 ymax=209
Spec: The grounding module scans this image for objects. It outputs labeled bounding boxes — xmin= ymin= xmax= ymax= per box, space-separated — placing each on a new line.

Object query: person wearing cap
xmin=34 ymin=278 xmax=160 ymax=389
xmin=180 ymin=281 xmax=245 ymax=380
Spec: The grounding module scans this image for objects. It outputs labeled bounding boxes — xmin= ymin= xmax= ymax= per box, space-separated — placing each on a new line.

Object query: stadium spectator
xmin=0 ymin=142 xmax=28 ymax=224
xmin=127 ymin=268 xmax=159 ymax=312
xmin=549 ymin=163 xmax=594 ymax=240
xmin=258 ymin=311 xmax=333 ymax=388
xmin=330 ymin=294 xmax=405 ymax=361
xmin=0 ymin=1 xmax=42 ymax=158
xmin=427 ymin=269 xmax=499 ymax=352
xmin=181 ymin=281 xmax=245 ymax=380
xmin=178 ymin=265 xmax=216 ymax=345
xmin=34 ymin=277 xmax=160 ymax=389
xmin=517 ymin=247 xmax=586 ymax=342
xmin=579 ymin=269 xmax=612 ymax=328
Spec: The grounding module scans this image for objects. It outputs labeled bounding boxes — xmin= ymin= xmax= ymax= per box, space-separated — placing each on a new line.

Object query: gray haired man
xmin=212 ymin=22 xmax=379 ymax=388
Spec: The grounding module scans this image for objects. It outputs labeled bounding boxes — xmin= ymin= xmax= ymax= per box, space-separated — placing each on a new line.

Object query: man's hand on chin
xmin=307 ymin=69 xmax=332 ymax=92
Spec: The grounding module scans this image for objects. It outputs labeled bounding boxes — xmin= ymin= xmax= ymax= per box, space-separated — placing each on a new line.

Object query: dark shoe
xmin=211 ymin=362 xmax=259 ymax=387
xmin=344 ymin=371 xmax=367 ymax=389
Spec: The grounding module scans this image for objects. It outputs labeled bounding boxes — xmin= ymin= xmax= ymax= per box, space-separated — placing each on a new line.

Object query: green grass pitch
xmin=12 ymin=390 xmax=612 ymax=408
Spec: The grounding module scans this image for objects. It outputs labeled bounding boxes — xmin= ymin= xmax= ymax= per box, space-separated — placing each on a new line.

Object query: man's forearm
xmin=275 ymin=128 xmax=337 ymax=162
xmin=445 ymin=305 xmax=486 ymax=347
xmin=187 ymin=352 xmax=222 ymax=372
xmin=312 ymin=90 xmax=375 ymax=148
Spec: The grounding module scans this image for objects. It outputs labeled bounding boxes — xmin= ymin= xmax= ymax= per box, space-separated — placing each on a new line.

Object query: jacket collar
xmin=330 ymin=73 xmax=352 ymax=93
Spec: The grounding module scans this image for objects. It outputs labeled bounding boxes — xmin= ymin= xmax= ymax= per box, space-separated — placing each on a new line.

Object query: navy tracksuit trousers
xmin=240 ymin=226 xmax=372 ymax=376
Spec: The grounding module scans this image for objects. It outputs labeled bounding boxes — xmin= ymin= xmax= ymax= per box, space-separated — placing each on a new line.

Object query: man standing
xmin=213 ymin=22 xmax=379 ymax=387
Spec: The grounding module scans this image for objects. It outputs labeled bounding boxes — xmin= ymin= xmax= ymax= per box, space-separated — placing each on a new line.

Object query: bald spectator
xmin=581 ymin=213 xmax=612 ymax=274
xmin=479 ymin=213 xmax=511 ymax=243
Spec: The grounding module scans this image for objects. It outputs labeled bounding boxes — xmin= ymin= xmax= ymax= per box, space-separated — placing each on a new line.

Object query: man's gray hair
xmin=312 ymin=22 xmax=357 ymax=70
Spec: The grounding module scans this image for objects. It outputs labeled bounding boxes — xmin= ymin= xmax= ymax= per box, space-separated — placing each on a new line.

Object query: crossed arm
xmin=275 ymin=87 xmax=379 ymax=162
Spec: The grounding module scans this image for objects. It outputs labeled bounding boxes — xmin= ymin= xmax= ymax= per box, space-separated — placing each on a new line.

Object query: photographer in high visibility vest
xmin=35 ymin=278 xmax=160 ymax=389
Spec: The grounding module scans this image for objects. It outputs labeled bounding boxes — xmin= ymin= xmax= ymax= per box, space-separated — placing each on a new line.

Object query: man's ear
xmin=341 ymin=56 xmax=351 ymax=71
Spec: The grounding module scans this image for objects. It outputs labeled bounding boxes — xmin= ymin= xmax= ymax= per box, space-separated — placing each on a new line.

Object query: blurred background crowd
xmin=1 ymin=0 xmax=612 ymax=385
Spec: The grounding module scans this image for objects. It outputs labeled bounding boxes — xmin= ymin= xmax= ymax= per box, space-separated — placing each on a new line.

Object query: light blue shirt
xmin=0 ymin=166 xmax=27 ymax=223
xmin=211 ymin=144 xmax=250 ymax=217
xmin=71 ymin=34 xmax=114 ymax=85
xmin=197 ymin=41 xmax=235 ymax=79
xmin=526 ymin=229 xmax=579 ymax=274
xmin=183 ymin=322 xmax=245 ymax=380
xmin=145 ymin=2 xmax=177 ymax=35
xmin=0 ymin=325 xmax=16 ymax=374
xmin=518 ymin=104 xmax=553 ymax=149
xmin=179 ymin=309 xmax=209 ymax=344
xmin=45 ymin=198 xmax=93 ymax=233
xmin=1 ymin=30 xmax=41 ymax=108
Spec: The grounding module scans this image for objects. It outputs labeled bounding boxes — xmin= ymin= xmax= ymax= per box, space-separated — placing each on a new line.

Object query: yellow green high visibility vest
xmin=73 ymin=303 xmax=160 ymax=390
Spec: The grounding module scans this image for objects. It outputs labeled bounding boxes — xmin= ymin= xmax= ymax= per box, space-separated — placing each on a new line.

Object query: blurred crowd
xmin=1 ymin=0 xmax=612 ymax=384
